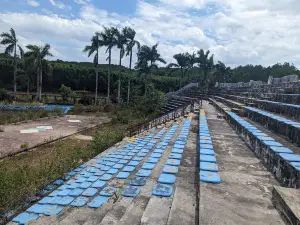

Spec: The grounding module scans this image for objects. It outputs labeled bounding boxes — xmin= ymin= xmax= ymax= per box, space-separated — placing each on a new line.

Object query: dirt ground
xmin=0 ymin=115 xmax=110 ymax=158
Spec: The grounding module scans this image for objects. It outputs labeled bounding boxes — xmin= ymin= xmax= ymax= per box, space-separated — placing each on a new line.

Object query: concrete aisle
xmin=200 ymin=101 xmax=285 ymax=225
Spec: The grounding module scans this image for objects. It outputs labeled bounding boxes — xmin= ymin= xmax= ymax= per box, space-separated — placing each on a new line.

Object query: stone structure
xmin=268 ymin=74 xmax=298 ymax=85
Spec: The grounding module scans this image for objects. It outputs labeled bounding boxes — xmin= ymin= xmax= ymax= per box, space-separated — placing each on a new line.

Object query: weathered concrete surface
xmin=0 ymin=115 xmax=109 ymax=158
xmin=167 ymin=116 xmax=198 ymax=225
xmin=243 ymin=115 xmax=300 ymax=155
xmin=272 ymin=186 xmax=300 ymax=225
xmin=200 ymin=101 xmax=285 ymax=225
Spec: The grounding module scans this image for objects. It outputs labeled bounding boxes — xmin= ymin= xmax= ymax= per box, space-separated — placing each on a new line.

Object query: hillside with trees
xmin=1 ymin=27 xmax=300 ymax=103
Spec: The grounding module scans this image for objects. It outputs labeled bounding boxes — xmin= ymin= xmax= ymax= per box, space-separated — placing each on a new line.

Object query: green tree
xmin=115 ymin=27 xmax=129 ymax=103
xmin=135 ymin=43 xmax=166 ymax=93
xmin=197 ymin=49 xmax=214 ymax=86
xmin=101 ymin=26 xmax=117 ymax=103
xmin=26 ymin=44 xmax=53 ymax=101
xmin=83 ymin=32 xmax=104 ymax=105
xmin=0 ymin=28 xmax=23 ymax=99
xmin=214 ymin=61 xmax=232 ymax=83
xmin=167 ymin=53 xmax=189 ymax=88
xmin=186 ymin=52 xmax=197 ymax=81
xmin=18 ymin=52 xmax=36 ymax=98
xmin=124 ymin=27 xmax=140 ymax=104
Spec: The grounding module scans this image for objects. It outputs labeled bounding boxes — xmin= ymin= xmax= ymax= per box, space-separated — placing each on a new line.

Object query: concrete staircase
xmin=9 ymin=111 xmax=198 ymax=225
xmin=9 ymin=97 xmax=300 ymax=225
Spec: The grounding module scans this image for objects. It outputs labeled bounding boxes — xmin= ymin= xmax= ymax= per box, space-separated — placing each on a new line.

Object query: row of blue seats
xmin=243 ymin=106 xmax=300 ymax=146
xmin=152 ymin=120 xmax=192 ymax=197
xmin=199 ymin=111 xmax=221 ymax=184
xmin=249 ymin=98 xmax=300 ymax=109
xmin=227 ymin=112 xmax=300 ymax=180
xmin=244 ymin=106 xmax=300 ymax=129
xmin=12 ymin=131 xmax=163 ymax=225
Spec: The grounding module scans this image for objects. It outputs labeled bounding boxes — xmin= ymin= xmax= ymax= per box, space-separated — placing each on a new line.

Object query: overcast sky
xmin=0 ymin=0 xmax=299 ymax=68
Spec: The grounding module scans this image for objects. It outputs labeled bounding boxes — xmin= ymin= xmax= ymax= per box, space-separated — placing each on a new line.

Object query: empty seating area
xmin=243 ymin=106 xmax=300 ymax=146
xmin=224 ymin=94 xmax=300 ymax=120
xmin=199 ymin=109 xmax=221 ymax=184
xmin=226 ymin=111 xmax=300 ymax=187
xmin=8 ymin=81 xmax=300 ymax=225
xmin=9 ymin=110 xmax=198 ymax=225
xmin=161 ymin=97 xmax=190 ymax=113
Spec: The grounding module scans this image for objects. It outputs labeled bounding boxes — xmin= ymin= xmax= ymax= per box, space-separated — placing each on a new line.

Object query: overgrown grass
xmin=0 ymin=128 xmax=125 ymax=213
xmin=0 ymin=110 xmax=60 ymax=125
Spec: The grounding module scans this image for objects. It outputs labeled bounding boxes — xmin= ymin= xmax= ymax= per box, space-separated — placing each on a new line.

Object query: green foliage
xmin=59 ymin=84 xmax=74 ymax=102
xmin=53 ymin=108 xmax=63 ymax=116
xmin=20 ymin=143 xmax=29 ymax=149
xmin=0 ymin=123 xmax=126 ymax=213
xmin=0 ymin=110 xmax=51 ymax=125
xmin=132 ymin=84 xmax=165 ymax=115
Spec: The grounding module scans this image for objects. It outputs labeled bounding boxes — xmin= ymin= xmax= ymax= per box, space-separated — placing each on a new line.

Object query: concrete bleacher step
xmin=167 ymin=118 xmax=198 ymax=225
xmin=141 ymin=116 xmax=196 ymax=225
xmin=116 ymin=123 xmax=183 ymax=225
xmin=10 ymin=115 xmax=198 ymax=225
xmin=272 ymin=185 xmax=300 ymax=225
xmin=65 ymin=126 xmax=176 ymax=225
xmin=94 ymin=118 xmax=187 ymax=225
xmin=10 ymin=125 xmax=168 ymax=225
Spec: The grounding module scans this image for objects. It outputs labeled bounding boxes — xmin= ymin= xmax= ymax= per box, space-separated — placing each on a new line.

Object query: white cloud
xmin=1 ymin=0 xmax=300 ymax=68
xmin=159 ymin=0 xmax=207 ymax=9
xmin=27 ymin=0 xmax=39 ymax=7
xmin=74 ymin=0 xmax=91 ymax=5
xmin=49 ymin=0 xmax=71 ymax=10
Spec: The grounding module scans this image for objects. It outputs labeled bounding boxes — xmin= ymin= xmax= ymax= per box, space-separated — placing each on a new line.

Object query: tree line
xmin=1 ymin=27 xmax=300 ymax=104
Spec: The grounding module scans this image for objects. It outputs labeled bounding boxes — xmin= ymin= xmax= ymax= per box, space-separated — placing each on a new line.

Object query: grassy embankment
xmin=0 ymin=107 xmax=147 ymax=215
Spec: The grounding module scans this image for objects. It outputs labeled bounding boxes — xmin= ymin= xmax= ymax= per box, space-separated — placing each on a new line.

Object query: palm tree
xmin=101 ymin=26 xmax=117 ymax=103
xmin=83 ymin=32 xmax=104 ymax=105
xmin=215 ymin=61 xmax=232 ymax=83
xmin=187 ymin=52 xmax=197 ymax=81
xmin=115 ymin=27 xmax=129 ymax=103
xmin=19 ymin=54 xmax=35 ymax=99
xmin=26 ymin=44 xmax=53 ymax=101
xmin=124 ymin=27 xmax=140 ymax=104
xmin=197 ymin=49 xmax=214 ymax=87
xmin=0 ymin=28 xmax=23 ymax=99
xmin=167 ymin=53 xmax=189 ymax=88
xmin=135 ymin=43 xmax=166 ymax=93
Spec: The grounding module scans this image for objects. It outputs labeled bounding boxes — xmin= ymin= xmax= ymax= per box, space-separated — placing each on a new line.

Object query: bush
xmin=20 ymin=143 xmax=29 ymax=149
xmin=132 ymin=84 xmax=166 ymax=115
xmin=53 ymin=108 xmax=64 ymax=116
xmin=59 ymin=84 xmax=74 ymax=103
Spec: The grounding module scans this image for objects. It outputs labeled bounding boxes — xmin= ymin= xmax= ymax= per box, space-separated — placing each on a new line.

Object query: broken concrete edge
xmin=210 ymin=98 xmax=300 ymax=188
xmin=272 ymin=185 xmax=300 ymax=225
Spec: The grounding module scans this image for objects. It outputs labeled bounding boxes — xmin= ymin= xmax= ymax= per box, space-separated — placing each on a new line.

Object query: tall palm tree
xmin=26 ymin=44 xmax=53 ymax=101
xmin=101 ymin=26 xmax=117 ymax=103
xmin=0 ymin=28 xmax=23 ymax=99
xmin=187 ymin=52 xmax=197 ymax=81
xmin=125 ymin=27 xmax=140 ymax=104
xmin=215 ymin=61 xmax=232 ymax=83
xmin=83 ymin=32 xmax=104 ymax=105
xmin=167 ymin=53 xmax=189 ymax=88
xmin=115 ymin=27 xmax=129 ymax=103
xmin=135 ymin=43 xmax=166 ymax=94
xmin=19 ymin=53 xmax=35 ymax=98
xmin=197 ymin=49 xmax=214 ymax=87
